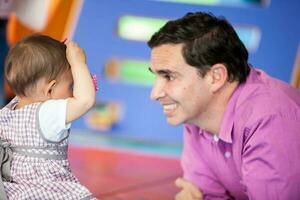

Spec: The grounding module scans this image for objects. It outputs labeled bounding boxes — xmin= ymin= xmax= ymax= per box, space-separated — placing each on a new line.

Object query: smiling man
xmin=148 ymin=12 xmax=300 ymax=200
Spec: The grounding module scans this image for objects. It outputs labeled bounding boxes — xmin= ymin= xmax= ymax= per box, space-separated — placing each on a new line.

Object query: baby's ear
xmin=44 ymin=80 xmax=56 ymax=97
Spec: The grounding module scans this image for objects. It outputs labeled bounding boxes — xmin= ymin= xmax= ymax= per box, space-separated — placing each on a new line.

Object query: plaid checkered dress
xmin=0 ymin=98 xmax=96 ymax=200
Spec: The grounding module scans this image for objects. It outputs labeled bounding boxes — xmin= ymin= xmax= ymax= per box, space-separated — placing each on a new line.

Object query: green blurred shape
xmin=118 ymin=15 xmax=167 ymax=41
xmin=120 ymin=60 xmax=155 ymax=86
xmin=118 ymin=15 xmax=260 ymax=52
xmin=151 ymin=0 xmax=263 ymax=6
xmin=153 ymin=0 xmax=217 ymax=5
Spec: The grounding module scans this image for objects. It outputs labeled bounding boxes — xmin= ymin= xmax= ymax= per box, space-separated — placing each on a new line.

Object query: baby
xmin=0 ymin=34 xmax=97 ymax=199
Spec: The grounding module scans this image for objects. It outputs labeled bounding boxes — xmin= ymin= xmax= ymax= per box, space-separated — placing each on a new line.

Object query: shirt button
xmin=213 ymin=135 xmax=219 ymax=142
xmin=224 ymin=151 xmax=231 ymax=158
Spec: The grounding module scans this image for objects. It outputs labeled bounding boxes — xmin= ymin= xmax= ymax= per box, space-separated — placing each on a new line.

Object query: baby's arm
xmin=65 ymin=42 xmax=96 ymax=123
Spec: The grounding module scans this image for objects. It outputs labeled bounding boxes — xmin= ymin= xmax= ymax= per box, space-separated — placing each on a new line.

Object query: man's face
xmin=150 ymin=44 xmax=213 ymax=126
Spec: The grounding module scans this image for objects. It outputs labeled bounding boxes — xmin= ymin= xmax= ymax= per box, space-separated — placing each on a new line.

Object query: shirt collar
xmin=191 ymin=84 xmax=242 ymax=143
xmin=218 ymin=68 xmax=257 ymax=143
xmin=218 ymin=80 xmax=245 ymax=143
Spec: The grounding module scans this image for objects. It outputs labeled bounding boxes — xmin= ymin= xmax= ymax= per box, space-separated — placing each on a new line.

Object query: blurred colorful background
xmin=0 ymin=0 xmax=299 ymax=199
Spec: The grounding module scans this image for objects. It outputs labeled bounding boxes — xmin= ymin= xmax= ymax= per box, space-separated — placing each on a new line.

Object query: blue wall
xmin=72 ymin=0 xmax=300 ymax=144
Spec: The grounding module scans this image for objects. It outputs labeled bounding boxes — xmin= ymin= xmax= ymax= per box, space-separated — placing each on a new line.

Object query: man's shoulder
xmin=233 ymin=70 xmax=300 ymax=125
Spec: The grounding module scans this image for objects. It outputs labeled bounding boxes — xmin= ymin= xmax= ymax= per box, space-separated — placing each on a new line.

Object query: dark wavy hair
xmin=148 ymin=12 xmax=250 ymax=83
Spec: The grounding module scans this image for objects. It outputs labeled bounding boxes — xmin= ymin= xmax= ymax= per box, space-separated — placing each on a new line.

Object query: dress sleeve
xmin=182 ymin=125 xmax=232 ymax=199
xmin=241 ymin=115 xmax=300 ymax=199
xmin=38 ymin=99 xmax=71 ymax=142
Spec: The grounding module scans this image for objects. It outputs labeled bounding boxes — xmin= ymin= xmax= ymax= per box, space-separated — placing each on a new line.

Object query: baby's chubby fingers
xmin=66 ymin=41 xmax=86 ymax=66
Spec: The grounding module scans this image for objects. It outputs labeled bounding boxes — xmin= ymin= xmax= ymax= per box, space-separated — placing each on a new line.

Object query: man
xmin=148 ymin=12 xmax=300 ymax=199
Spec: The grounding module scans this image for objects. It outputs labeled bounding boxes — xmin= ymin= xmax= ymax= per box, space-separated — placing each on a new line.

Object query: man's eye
xmin=164 ymin=74 xmax=174 ymax=81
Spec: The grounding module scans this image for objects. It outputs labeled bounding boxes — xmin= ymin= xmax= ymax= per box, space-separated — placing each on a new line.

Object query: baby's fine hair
xmin=4 ymin=34 xmax=70 ymax=97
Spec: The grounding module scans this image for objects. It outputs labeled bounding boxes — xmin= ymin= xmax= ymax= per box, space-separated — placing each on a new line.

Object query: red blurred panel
xmin=69 ymin=146 xmax=182 ymax=199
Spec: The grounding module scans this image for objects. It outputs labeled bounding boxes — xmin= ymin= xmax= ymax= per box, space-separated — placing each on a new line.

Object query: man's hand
xmin=175 ymin=178 xmax=203 ymax=200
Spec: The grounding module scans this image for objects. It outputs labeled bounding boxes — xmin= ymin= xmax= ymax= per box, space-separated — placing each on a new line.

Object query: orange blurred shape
xmin=7 ymin=0 xmax=82 ymax=45
xmin=5 ymin=0 xmax=82 ymax=99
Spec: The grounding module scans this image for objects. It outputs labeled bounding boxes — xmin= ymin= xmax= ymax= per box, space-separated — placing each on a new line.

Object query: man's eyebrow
xmin=148 ymin=67 xmax=174 ymax=75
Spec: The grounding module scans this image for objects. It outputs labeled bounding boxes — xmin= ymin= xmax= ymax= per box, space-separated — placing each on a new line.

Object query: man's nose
xmin=150 ymin=81 xmax=165 ymax=101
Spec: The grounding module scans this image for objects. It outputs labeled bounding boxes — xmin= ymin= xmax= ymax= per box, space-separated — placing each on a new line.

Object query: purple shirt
xmin=182 ymin=68 xmax=300 ymax=199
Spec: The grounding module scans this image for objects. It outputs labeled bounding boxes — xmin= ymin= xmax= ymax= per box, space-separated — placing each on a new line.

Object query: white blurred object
xmin=14 ymin=0 xmax=49 ymax=31
xmin=0 ymin=0 xmax=14 ymax=19
xmin=0 ymin=0 xmax=48 ymax=30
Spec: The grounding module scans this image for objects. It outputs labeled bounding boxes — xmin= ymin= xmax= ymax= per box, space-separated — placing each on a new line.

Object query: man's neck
xmin=198 ymin=81 xmax=239 ymax=136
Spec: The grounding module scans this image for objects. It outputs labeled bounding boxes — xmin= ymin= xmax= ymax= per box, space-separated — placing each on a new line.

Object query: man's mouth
xmin=163 ymin=103 xmax=178 ymax=116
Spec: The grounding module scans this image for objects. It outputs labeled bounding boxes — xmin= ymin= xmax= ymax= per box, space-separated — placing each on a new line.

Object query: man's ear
xmin=208 ymin=64 xmax=228 ymax=93
xmin=44 ymin=80 xmax=56 ymax=97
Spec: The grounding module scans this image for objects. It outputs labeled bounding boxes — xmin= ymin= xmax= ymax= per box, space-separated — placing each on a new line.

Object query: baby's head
xmin=5 ymin=34 xmax=72 ymax=100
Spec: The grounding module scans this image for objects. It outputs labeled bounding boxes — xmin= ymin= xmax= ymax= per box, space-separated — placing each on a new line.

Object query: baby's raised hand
xmin=66 ymin=42 xmax=86 ymax=67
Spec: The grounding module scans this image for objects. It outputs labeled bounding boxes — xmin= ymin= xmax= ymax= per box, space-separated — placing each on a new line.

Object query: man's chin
xmin=166 ymin=117 xmax=183 ymax=126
